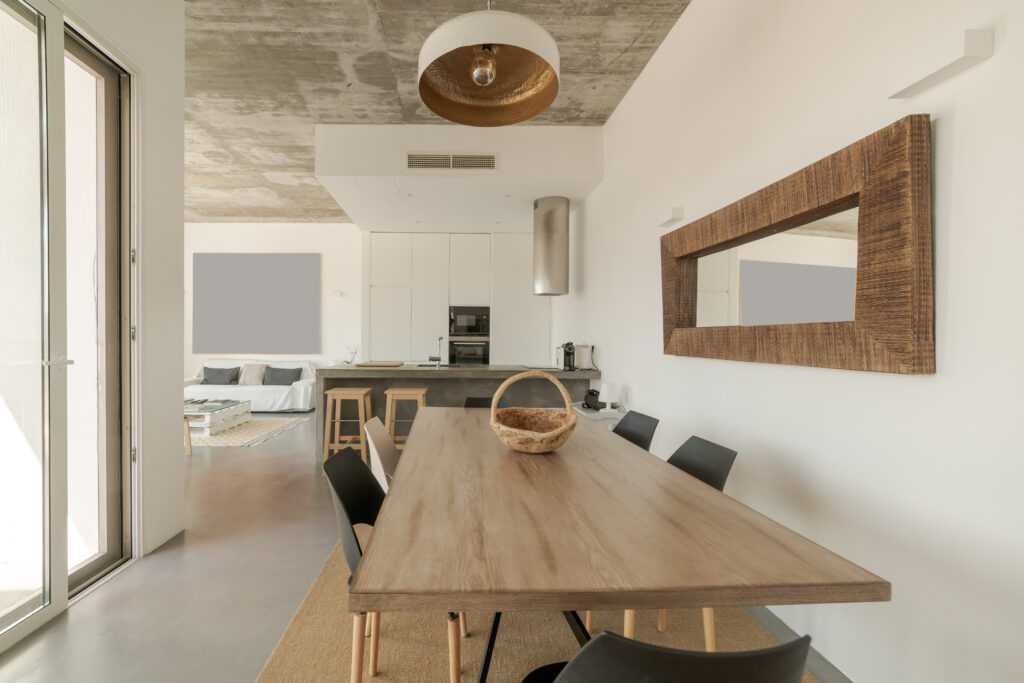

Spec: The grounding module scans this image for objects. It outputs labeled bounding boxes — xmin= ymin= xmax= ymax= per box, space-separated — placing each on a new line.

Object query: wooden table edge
xmin=347 ymin=580 xmax=891 ymax=613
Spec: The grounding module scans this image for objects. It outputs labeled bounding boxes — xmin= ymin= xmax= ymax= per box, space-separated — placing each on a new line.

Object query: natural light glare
xmin=0 ymin=3 xmax=46 ymax=624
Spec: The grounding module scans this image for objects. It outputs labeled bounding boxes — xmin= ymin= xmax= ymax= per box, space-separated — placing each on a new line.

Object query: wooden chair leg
xmin=183 ymin=417 xmax=192 ymax=456
xmin=702 ymin=607 xmax=716 ymax=652
xmin=356 ymin=396 xmax=366 ymax=462
xmin=623 ymin=609 xmax=636 ymax=639
xmin=369 ymin=612 xmax=380 ymax=676
xmin=323 ymin=398 xmax=332 ymax=462
xmin=459 ymin=612 xmax=468 ymax=637
xmin=657 ymin=608 xmax=667 ymax=632
xmin=447 ymin=613 xmax=461 ymax=683
xmin=584 ymin=610 xmax=593 ymax=633
xmin=385 ymin=394 xmax=395 ymax=439
xmin=351 ymin=612 xmax=366 ymax=683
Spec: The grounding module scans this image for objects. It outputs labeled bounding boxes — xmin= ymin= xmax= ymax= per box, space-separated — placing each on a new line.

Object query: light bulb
xmin=471 ymin=49 xmax=496 ymax=87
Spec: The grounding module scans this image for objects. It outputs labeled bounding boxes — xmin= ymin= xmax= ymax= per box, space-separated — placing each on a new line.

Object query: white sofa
xmin=184 ymin=358 xmax=322 ymax=412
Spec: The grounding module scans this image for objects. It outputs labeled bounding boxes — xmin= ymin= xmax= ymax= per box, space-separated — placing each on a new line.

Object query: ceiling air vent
xmin=406 ymin=153 xmax=496 ymax=170
xmin=407 ymin=153 xmax=451 ymax=169
xmin=452 ymin=154 xmax=496 ymax=169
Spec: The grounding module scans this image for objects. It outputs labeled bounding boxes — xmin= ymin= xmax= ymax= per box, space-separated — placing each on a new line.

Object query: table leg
xmin=183 ymin=417 xmax=192 ymax=456
xmin=460 ymin=611 xmax=468 ymax=637
xmin=477 ymin=612 xmax=502 ymax=683
xmin=702 ymin=607 xmax=716 ymax=651
xmin=351 ymin=612 xmax=366 ymax=683
xmin=657 ymin=608 xmax=667 ymax=632
xmin=561 ymin=611 xmax=591 ymax=646
xmin=447 ymin=612 xmax=461 ymax=683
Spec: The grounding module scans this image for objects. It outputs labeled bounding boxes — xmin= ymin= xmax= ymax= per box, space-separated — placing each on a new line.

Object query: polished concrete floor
xmin=0 ymin=415 xmax=337 ymax=683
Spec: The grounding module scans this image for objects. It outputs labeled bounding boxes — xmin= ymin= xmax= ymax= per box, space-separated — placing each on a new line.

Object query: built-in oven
xmin=449 ymin=306 xmax=490 ymax=337
xmin=449 ymin=337 xmax=490 ymax=365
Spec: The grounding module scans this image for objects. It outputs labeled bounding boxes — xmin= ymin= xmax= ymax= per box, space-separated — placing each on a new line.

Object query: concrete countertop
xmin=316 ymin=364 xmax=601 ymax=380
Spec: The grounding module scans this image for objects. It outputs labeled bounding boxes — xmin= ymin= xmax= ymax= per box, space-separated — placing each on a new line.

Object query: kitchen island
xmin=315 ymin=364 xmax=601 ymax=461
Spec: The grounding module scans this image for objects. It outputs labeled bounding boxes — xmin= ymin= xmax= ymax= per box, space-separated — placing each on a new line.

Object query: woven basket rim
xmin=490 ymin=407 xmax=578 ymax=438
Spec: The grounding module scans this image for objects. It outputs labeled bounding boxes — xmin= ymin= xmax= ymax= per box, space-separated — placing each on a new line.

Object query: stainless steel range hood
xmin=533 ymin=196 xmax=570 ymax=295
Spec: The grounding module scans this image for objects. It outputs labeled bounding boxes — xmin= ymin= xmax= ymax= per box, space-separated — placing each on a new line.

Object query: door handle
xmin=42 ymin=358 xmax=75 ymax=368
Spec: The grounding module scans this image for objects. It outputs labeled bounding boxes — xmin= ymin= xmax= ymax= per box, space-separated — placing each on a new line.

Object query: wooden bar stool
xmin=383 ymin=387 xmax=427 ymax=450
xmin=323 ymin=387 xmax=373 ymax=464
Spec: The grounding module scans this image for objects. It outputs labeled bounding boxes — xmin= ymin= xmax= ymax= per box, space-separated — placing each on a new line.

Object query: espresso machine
xmin=561 ymin=342 xmax=576 ymax=371
xmin=556 ymin=342 xmax=594 ymax=370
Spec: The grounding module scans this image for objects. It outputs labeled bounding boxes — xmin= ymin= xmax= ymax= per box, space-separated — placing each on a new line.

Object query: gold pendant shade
xmin=418 ymin=10 xmax=560 ymax=127
xmin=419 ymin=44 xmax=558 ymax=127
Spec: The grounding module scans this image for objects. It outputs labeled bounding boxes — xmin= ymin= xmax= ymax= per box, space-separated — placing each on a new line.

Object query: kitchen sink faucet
xmin=428 ymin=336 xmax=443 ymax=369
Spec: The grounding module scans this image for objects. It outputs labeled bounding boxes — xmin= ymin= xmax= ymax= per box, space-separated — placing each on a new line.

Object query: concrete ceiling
xmin=185 ymin=0 xmax=692 ymax=223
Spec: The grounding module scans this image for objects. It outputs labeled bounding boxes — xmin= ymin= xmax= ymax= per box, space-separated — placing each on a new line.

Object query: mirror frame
xmin=661 ymin=115 xmax=934 ymax=374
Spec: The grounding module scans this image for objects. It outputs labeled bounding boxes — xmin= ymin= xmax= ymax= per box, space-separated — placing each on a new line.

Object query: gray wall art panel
xmin=740 ymin=260 xmax=856 ymax=326
xmin=193 ymin=253 xmax=321 ymax=353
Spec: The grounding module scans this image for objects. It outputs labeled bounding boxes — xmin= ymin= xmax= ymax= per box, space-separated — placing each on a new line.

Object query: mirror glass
xmin=695 ymin=206 xmax=858 ymax=327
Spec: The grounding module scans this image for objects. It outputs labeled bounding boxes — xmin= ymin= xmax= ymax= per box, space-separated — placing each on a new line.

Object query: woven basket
xmin=489 ymin=370 xmax=578 ymax=454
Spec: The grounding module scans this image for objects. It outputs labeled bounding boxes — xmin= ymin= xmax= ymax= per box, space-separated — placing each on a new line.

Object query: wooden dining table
xmin=347 ymin=407 xmax=890 ymax=682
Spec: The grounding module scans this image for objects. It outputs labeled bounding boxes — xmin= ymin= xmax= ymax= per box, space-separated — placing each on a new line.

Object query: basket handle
xmin=491 ymin=370 xmax=575 ymax=421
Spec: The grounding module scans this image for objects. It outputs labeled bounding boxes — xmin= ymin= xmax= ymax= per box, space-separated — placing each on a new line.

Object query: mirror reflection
xmin=696 ymin=206 xmax=858 ymax=327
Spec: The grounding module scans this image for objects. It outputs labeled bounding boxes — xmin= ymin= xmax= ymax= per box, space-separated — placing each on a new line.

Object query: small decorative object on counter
xmin=489 ymin=370 xmax=578 ymax=454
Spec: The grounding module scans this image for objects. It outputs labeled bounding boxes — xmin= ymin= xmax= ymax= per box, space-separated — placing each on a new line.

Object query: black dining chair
xmin=522 ymin=631 xmax=811 ymax=683
xmin=323 ymin=448 xmax=466 ymax=680
xmin=667 ymin=435 xmax=738 ymax=492
xmin=600 ymin=435 xmax=740 ymax=643
xmin=465 ymin=395 xmax=510 ymax=408
xmin=652 ymin=435 xmax=739 ymax=640
xmin=584 ymin=409 xmax=659 ymax=634
xmin=611 ymin=410 xmax=659 ymax=451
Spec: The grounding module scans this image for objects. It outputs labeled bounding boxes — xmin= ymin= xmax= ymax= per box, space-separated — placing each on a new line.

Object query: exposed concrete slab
xmin=185 ymin=0 xmax=691 ymax=223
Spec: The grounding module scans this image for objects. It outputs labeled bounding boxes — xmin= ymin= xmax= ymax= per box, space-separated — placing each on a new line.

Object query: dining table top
xmin=347 ymin=407 xmax=890 ymax=614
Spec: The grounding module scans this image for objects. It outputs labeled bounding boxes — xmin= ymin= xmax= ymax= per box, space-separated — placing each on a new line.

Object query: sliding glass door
xmin=0 ymin=0 xmax=68 ymax=641
xmin=64 ymin=30 xmax=130 ymax=595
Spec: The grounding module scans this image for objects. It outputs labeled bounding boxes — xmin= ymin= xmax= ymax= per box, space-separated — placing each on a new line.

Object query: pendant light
xmin=418 ymin=2 xmax=560 ymax=127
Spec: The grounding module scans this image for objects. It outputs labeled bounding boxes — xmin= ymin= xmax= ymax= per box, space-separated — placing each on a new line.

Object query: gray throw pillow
xmin=201 ymin=366 xmax=240 ymax=385
xmin=264 ymin=366 xmax=302 ymax=385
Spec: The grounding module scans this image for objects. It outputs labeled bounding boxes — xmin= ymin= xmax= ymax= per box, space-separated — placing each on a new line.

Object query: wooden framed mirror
xmin=661 ymin=115 xmax=934 ymax=374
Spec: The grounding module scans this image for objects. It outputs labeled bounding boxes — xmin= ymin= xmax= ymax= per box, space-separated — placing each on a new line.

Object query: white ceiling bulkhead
xmin=315 ymin=124 xmax=602 ymax=232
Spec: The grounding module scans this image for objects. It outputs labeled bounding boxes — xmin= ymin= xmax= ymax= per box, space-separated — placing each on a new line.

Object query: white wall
xmin=553 ymin=0 xmax=1024 ymax=680
xmin=62 ymin=0 xmax=185 ymax=555
xmin=184 ymin=223 xmax=363 ymax=375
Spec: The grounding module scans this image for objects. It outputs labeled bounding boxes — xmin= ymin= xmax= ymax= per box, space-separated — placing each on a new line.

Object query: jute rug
xmin=191 ymin=416 xmax=309 ymax=448
xmin=258 ymin=533 xmax=818 ymax=682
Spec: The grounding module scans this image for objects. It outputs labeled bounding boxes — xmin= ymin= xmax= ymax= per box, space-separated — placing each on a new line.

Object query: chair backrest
xmin=555 ymin=632 xmax=811 ymax=683
xmin=464 ymin=395 xmax=510 ymax=408
xmin=363 ymin=416 xmax=401 ymax=492
xmin=611 ymin=410 xmax=659 ymax=451
xmin=667 ymin=435 xmax=738 ymax=492
xmin=322 ymin=448 xmax=385 ymax=578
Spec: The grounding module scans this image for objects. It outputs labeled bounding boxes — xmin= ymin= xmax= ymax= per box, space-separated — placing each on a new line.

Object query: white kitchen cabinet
xmin=490 ymin=233 xmax=551 ymax=365
xmin=369 ymin=286 xmax=411 ymax=361
xmin=370 ymin=233 xmax=412 ymax=286
xmin=410 ymin=233 xmax=450 ymax=362
xmin=449 ymin=233 xmax=491 ymax=306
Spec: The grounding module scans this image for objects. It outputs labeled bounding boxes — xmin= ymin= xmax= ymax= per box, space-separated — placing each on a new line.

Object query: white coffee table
xmin=184 ymin=399 xmax=252 ymax=437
